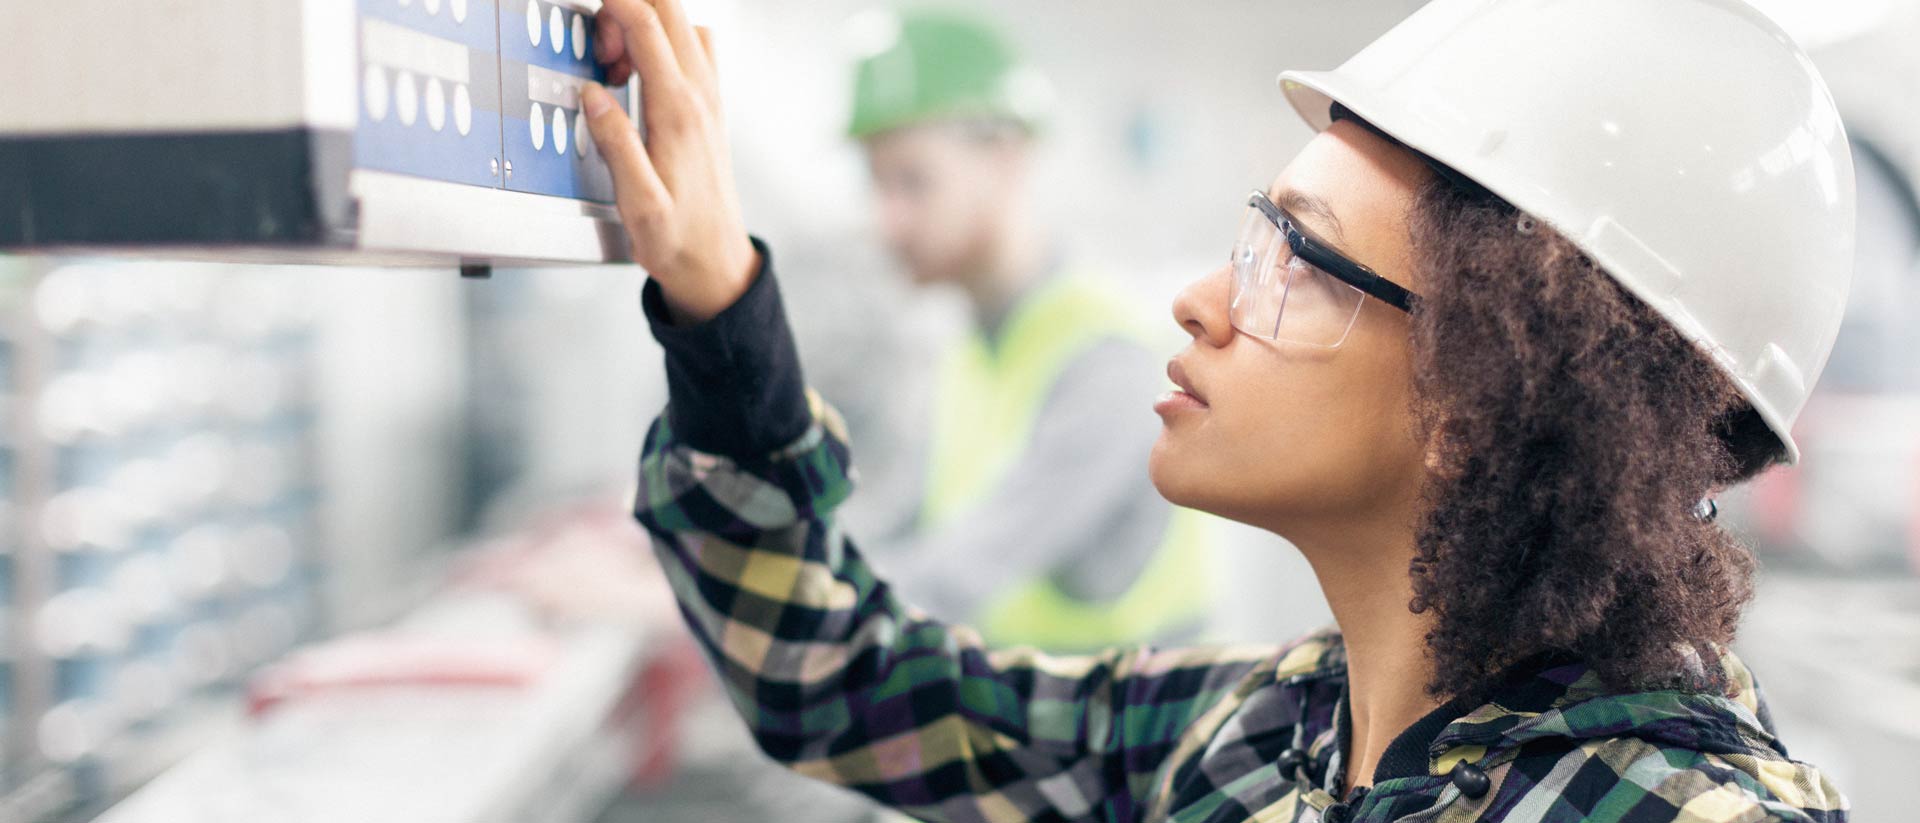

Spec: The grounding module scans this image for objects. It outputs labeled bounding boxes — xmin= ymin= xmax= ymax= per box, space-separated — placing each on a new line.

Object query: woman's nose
xmin=1171 ymin=264 xmax=1236 ymax=349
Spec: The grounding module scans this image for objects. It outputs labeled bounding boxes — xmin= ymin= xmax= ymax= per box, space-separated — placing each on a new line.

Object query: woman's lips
xmin=1157 ymin=359 xmax=1209 ymax=415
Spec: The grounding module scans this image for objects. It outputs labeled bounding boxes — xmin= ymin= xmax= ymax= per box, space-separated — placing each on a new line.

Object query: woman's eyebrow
xmin=1273 ymin=190 xmax=1348 ymax=246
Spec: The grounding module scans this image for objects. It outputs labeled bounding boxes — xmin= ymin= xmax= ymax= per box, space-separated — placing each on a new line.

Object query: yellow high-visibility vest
xmin=921 ymin=275 xmax=1211 ymax=651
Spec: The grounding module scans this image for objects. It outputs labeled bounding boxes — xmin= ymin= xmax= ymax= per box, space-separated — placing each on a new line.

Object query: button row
xmin=364 ymin=65 xmax=474 ymax=136
xmin=397 ymin=0 xmax=470 ymax=24
xmin=525 ymin=0 xmax=590 ymax=60
xmin=527 ymin=102 xmax=590 ymax=158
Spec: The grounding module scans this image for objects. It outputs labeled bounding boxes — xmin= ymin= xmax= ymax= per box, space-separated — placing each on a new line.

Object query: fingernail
xmin=582 ymin=83 xmax=612 ymax=118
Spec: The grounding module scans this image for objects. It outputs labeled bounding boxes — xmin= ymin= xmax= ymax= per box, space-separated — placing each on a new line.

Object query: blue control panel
xmin=499 ymin=0 xmax=620 ymax=201
xmin=353 ymin=0 xmax=629 ymax=202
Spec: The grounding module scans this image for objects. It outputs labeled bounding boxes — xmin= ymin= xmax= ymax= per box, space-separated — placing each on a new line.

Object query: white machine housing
xmin=0 ymin=0 xmax=642 ymax=268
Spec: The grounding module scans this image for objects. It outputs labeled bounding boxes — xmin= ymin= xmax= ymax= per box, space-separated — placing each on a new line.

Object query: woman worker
xmin=578 ymin=0 xmax=1854 ymax=819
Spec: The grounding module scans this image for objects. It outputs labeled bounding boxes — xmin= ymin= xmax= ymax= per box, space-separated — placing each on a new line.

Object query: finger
xmin=694 ymin=26 xmax=719 ymax=106
xmin=595 ymin=18 xmax=624 ymax=64
xmin=642 ymin=0 xmax=710 ymax=80
xmin=599 ymin=0 xmax=694 ymax=126
xmin=593 ymin=19 xmax=634 ymax=85
xmin=695 ymin=26 xmax=716 ymax=70
xmin=582 ymin=82 xmax=669 ymax=226
xmin=599 ymin=0 xmax=689 ymax=84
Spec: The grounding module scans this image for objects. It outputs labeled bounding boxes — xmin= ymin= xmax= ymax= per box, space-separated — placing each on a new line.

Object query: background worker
xmin=842 ymin=8 xmax=1209 ymax=650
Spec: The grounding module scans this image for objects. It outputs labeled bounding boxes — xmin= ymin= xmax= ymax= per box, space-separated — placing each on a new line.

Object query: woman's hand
xmin=583 ymin=0 xmax=757 ymax=325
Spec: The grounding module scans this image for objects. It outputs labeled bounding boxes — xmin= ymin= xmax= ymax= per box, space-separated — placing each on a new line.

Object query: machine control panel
xmin=354 ymin=0 xmax=623 ymax=202
xmin=0 ymin=0 xmax=642 ymax=267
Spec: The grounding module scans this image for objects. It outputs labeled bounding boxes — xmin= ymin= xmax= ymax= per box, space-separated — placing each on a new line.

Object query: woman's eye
xmin=1277 ymin=253 xmax=1311 ymax=280
xmin=1272 ymin=246 xmax=1300 ymax=273
xmin=1290 ymin=259 xmax=1343 ymax=298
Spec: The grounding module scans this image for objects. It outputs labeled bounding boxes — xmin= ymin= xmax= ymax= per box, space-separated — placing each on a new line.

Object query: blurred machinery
xmin=0 ymin=0 xmax=638 ymax=269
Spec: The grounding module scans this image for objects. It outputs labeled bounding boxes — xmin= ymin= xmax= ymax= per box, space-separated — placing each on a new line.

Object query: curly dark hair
xmin=1404 ymin=176 xmax=1784 ymax=703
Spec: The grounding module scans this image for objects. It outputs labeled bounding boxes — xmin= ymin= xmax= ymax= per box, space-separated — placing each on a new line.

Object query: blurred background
xmin=2 ymin=1 xmax=1916 ymax=822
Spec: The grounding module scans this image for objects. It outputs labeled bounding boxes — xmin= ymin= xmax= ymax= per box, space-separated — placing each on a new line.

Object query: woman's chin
xmin=1148 ymin=437 xmax=1204 ymax=511
xmin=1151 ymin=438 xmax=1287 ymax=529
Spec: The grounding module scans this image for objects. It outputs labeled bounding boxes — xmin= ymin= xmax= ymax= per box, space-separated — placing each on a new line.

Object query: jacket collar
xmin=1301 ymin=633 xmax=1785 ymax=785
xmin=1426 ymin=654 xmax=1783 ymax=768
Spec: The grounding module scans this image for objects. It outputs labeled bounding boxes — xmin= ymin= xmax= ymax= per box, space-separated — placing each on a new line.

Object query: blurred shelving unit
xmin=87 ymin=591 xmax=655 ymax=823
xmin=0 ymin=257 xmax=325 ymax=822
xmin=0 ymin=254 xmax=667 ymax=823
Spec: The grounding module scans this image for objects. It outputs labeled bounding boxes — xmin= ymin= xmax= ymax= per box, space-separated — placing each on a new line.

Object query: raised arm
xmin=586 ymin=4 xmax=1276 ymax=819
xmin=630 ymin=239 xmax=1272 ymax=822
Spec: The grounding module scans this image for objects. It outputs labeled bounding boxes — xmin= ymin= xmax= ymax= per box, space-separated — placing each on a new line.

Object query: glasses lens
xmin=1274 ymin=253 xmax=1366 ymax=348
xmin=1229 ymin=208 xmax=1286 ymax=339
xmin=1228 ymin=205 xmax=1366 ymax=347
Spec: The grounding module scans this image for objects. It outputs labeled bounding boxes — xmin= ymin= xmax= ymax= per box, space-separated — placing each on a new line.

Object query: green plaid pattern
xmin=634 ymin=393 xmax=1848 ymax=823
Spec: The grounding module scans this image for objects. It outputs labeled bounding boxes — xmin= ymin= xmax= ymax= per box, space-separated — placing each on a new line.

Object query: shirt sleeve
xmin=632 ymin=241 xmax=1276 ymax=822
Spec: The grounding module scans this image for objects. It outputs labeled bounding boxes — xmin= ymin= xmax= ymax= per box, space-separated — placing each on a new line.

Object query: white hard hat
xmin=1279 ymin=0 xmax=1857 ymax=464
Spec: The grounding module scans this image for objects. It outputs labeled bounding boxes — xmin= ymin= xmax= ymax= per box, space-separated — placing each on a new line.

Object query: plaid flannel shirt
xmin=633 ymin=245 xmax=1848 ymax=823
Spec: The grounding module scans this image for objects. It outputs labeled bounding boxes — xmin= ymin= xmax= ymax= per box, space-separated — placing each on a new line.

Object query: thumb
xmin=582 ymin=82 xmax=667 ymax=219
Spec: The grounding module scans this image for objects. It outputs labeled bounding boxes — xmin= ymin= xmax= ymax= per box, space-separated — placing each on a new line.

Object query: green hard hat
xmin=845 ymin=8 xmax=1050 ymax=139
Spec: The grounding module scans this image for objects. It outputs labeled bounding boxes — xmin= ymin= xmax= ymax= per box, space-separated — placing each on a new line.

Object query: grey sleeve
xmin=875 ymin=338 xmax=1173 ymax=623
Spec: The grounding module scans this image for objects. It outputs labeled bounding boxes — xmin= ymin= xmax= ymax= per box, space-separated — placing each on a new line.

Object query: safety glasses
xmin=1228 ymin=191 xmax=1418 ymax=348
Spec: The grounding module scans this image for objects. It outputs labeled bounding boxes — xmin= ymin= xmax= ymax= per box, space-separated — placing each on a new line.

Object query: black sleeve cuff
xmin=640 ymin=237 xmax=812 ymax=459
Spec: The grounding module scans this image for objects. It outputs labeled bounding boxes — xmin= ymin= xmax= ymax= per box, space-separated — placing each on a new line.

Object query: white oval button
xmin=424 ymin=0 xmax=441 ymax=16
xmin=574 ymin=111 xmax=587 ymax=156
xmin=453 ymin=84 xmax=473 ymax=136
xmin=529 ymin=102 xmax=546 ymax=150
xmin=425 ymin=78 xmax=446 ymax=132
xmin=526 ymin=0 xmax=542 ymax=47
xmin=549 ymin=6 xmax=565 ymax=55
xmin=394 ymin=70 xmax=419 ymax=126
xmin=363 ymin=65 xmax=389 ymax=122
xmin=451 ymin=0 xmax=467 ymax=23
xmin=552 ymin=107 xmax=568 ymax=156
xmin=572 ymin=14 xmax=587 ymax=60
